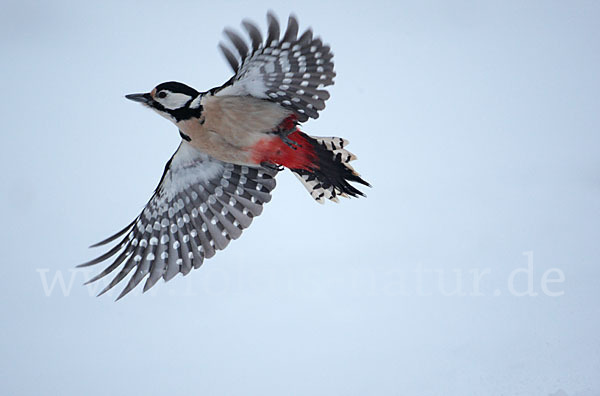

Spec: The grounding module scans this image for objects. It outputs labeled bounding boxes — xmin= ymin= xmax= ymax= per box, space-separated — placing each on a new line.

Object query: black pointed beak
xmin=125 ymin=93 xmax=152 ymax=104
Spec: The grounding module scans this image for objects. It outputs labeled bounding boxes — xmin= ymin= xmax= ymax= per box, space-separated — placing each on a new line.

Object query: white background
xmin=1 ymin=1 xmax=599 ymax=395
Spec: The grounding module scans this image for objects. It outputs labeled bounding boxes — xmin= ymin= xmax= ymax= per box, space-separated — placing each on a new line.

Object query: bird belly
xmin=178 ymin=95 xmax=293 ymax=166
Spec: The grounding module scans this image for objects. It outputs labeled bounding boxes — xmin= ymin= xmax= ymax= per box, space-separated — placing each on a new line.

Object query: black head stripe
xmin=155 ymin=81 xmax=200 ymax=97
xmin=179 ymin=130 xmax=191 ymax=141
xmin=170 ymin=103 xmax=203 ymax=122
xmin=151 ymin=81 xmax=204 ymax=121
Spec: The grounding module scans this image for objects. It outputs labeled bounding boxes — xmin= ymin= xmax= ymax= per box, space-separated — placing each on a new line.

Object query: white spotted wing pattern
xmin=80 ymin=142 xmax=278 ymax=299
xmin=215 ymin=12 xmax=335 ymax=122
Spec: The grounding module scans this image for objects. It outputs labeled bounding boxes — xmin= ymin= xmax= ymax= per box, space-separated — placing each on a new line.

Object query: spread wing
xmin=79 ymin=142 xmax=278 ymax=300
xmin=214 ymin=12 xmax=335 ymax=122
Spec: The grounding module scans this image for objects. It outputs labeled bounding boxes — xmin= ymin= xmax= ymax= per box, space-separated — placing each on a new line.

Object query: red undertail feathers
xmin=251 ymin=117 xmax=370 ymax=203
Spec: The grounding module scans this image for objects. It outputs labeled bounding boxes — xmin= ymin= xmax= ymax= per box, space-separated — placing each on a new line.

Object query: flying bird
xmin=80 ymin=12 xmax=370 ymax=299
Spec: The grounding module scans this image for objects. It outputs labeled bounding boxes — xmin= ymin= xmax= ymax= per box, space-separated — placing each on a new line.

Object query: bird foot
xmin=279 ymin=129 xmax=302 ymax=150
xmin=260 ymin=161 xmax=284 ymax=171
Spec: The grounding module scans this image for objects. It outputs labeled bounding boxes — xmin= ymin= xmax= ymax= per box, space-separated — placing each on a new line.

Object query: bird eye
xmin=157 ymin=91 xmax=167 ymax=99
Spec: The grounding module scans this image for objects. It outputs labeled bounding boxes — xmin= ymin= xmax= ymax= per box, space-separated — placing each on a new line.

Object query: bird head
xmin=126 ymin=81 xmax=203 ymax=123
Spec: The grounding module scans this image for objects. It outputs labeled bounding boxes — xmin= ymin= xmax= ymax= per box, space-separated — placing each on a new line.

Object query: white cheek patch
xmin=151 ymin=107 xmax=176 ymax=122
xmin=189 ymin=94 xmax=203 ymax=109
xmin=158 ymin=92 xmax=192 ymax=110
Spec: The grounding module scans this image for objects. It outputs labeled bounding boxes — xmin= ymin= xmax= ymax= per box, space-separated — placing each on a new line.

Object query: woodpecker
xmin=80 ymin=12 xmax=370 ymax=299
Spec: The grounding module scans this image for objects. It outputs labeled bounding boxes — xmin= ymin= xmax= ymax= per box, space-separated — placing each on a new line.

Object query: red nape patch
xmin=250 ymin=130 xmax=318 ymax=171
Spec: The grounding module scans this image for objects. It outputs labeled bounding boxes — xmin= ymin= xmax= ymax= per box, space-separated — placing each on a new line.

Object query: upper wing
xmin=214 ymin=12 xmax=335 ymax=122
xmin=79 ymin=142 xmax=278 ymax=299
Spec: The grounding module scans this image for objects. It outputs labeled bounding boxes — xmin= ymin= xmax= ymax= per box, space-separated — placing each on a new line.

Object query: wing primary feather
xmin=117 ymin=261 xmax=148 ymax=300
xmin=224 ymin=29 xmax=249 ymax=60
xmin=143 ymin=226 xmax=169 ymax=292
xmin=78 ymin=241 xmax=125 ymax=267
xmin=195 ymin=184 xmax=231 ymax=251
xmin=188 ymin=185 xmax=217 ymax=258
xmin=177 ymin=196 xmax=206 ymax=270
xmin=163 ymin=239 xmax=181 ymax=282
xmin=266 ymin=11 xmax=280 ymax=46
xmin=88 ymin=219 xmax=136 ymax=248
xmin=85 ymin=143 xmax=279 ymax=298
xmin=214 ymin=13 xmax=335 ymax=120
xmin=242 ymin=20 xmax=262 ymax=51
xmin=123 ymin=237 xmax=158 ymax=294
xmin=178 ymin=229 xmax=194 ymax=276
xmin=194 ymin=215 xmax=216 ymax=259
xmin=282 ymin=15 xmax=299 ymax=43
xmin=101 ymin=244 xmax=144 ymax=298
xmin=177 ymin=190 xmax=202 ymax=272
xmin=231 ymin=194 xmax=263 ymax=217
xmin=84 ymin=247 xmax=131 ymax=285
xmin=217 ymin=195 xmax=252 ymax=229
xmin=94 ymin=250 xmax=133 ymax=296
xmin=173 ymin=206 xmax=194 ymax=275
xmin=205 ymin=180 xmax=242 ymax=240
xmin=219 ymin=43 xmax=239 ymax=72
xmin=297 ymin=29 xmax=313 ymax=45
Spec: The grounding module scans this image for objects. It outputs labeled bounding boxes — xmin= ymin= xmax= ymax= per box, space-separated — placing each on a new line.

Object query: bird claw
xmin=260 ymin=162 xmax=283 ymax=171
xmin=280 ymin=130 xmax=302 ymax=150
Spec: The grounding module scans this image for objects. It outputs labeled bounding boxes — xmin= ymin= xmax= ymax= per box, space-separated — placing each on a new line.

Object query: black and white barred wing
xmin=80 ymin=142 xmax=277 ymax=300
xmin=215 ymin=12 xmax=335 ymax=122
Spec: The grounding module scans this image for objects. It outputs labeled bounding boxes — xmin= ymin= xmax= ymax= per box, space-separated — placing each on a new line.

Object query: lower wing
xmin=80 ymin=142 xmax=278 ymax=300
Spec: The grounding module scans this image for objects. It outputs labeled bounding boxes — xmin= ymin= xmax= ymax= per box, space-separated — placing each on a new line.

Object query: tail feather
xmin=291 ymin=133 xmax=370 ymax=203
xmin=251 ymin=120 xmax=370 ymax=203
